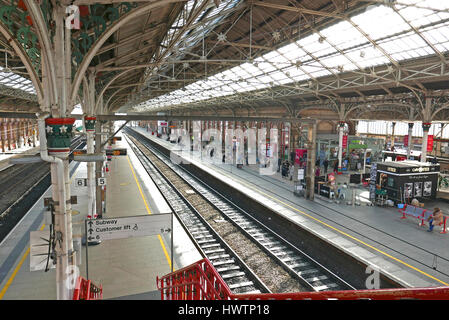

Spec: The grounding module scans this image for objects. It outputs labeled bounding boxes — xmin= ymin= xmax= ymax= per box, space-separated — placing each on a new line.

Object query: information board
xmin=85 ymin=214 xmax=172 ymax=242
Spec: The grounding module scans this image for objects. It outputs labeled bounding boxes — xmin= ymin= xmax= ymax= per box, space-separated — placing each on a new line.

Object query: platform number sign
xmin=76 ymin=178 xmax=87 ymax=187
xmin=98 ymin=178 xmax=106 ymax=186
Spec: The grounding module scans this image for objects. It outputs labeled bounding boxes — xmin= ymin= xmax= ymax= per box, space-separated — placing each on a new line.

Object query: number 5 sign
xmin=97 ymin=178 xmax=106 ymax=186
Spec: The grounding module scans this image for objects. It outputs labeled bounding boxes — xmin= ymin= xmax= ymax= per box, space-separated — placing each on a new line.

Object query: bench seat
xmin=398 ymin=204 xmax=447 ymax=234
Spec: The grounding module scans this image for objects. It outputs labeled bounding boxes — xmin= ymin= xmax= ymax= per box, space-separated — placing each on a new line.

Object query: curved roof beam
xmin=0 ymin=21 xmax=43 ymax=105
xmin=70 ymin=0 xmax=187 ymax=107
xmin=24 ymin=0 xmax=57 ymax=109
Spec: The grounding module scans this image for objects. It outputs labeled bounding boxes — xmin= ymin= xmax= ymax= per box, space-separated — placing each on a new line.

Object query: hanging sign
xmin=404 ymin=135 xmax=409 ymax=147
xmin=342 ymin=135 xmax=348 ymax=148
xmin=427 ymin=135 xmax=434 ymax=152
xmin=295 ymin=149 xmax=307 ymax=165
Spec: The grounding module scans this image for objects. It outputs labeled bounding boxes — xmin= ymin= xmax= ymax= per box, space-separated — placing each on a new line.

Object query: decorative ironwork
xmin=71 ymin=3 xmax=138 ymax=68
xmin=39 ymin=0 xmax=54 ymax=41
xmin=0 ymin=0 xmax=41 ymax=75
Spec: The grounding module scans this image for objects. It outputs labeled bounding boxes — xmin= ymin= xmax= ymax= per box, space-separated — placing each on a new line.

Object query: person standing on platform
xmin=282 ymin=161 xmax=288 ymax=178
xmin=333 ymin=160 xmax=338 ymax=173
xmin=323 ymin=159 xmax=328 ymax=175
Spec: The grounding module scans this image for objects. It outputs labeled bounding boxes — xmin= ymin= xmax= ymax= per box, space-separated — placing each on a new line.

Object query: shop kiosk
xmin=375 ymin=160 xmax=440 ymax=204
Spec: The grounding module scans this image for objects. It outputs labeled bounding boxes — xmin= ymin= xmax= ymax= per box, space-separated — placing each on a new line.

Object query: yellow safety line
xmin=126 ymin=155 xmax=173 ymax=271
xmin=214 ymin=166 xmax=449 ymax=286
xmin=0 ymin=224 xmax=45 ymax=300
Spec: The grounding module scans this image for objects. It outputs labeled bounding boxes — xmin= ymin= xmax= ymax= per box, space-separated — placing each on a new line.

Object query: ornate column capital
xmin=45 ymin=117 xmax=75 ymax=158
xmin=422 ymin=122 xmax=432 ymax=131
xmin=85 ymin=116 xmax=96 ymax=132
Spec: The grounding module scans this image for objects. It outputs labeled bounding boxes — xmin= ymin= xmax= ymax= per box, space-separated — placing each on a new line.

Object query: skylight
xmin=136 ymin=0 xmax=449 ymax=111
xmin=0 ymin=67 xmax=35 ymax=94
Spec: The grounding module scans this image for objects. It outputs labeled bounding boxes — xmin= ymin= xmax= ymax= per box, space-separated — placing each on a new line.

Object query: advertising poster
xmin=414 ymin=182 xmax=422 ymax=197
xmin=404 ymin=183 xmax=413 ymax=199
xmin=423 ymin=181 xmax=432 ymax=196
xmin=295 ymin=149 xmax=307 ymax=165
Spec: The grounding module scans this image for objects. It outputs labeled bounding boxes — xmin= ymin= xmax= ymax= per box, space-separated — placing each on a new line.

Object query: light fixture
xmin=217 ymin=33 xmax=227 ymax=42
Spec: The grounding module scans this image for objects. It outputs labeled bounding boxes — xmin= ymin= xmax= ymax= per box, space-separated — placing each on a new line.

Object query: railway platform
xmin=131 ymin=126 xmax=449 ymax=289
xmin=0 ymin=143 xmax=41 ymax=172
xmin=0 ymin=134 xmax=201 ymax=300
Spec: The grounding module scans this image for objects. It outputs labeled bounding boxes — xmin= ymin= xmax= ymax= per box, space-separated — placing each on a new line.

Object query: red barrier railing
xmin=233 ymin=286 xmax=449 ymax=300
xmin=157 ymin=258 xmax=232 ymax=300
xmin=72 ymin=276 xmax=103 ymax=300
xmin=157 ymin=259 xmax=449 ymax=300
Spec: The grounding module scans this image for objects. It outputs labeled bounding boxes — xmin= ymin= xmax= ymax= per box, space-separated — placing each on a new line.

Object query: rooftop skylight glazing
xmin=0 ymin=67 xmax=35 ymax=94
xmin=136 ymin=0 xmax=449 ymax=111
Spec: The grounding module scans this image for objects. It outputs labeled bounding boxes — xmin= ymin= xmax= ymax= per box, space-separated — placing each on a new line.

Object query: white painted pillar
xmin=421 ymin=122 xmax=431 ymax=162
xmin=337 ymin=121 xmax=345 ymax=174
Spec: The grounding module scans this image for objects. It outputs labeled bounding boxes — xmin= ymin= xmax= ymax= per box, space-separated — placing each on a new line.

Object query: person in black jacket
xmin=323 ymin=159 xmax=329 ymax=174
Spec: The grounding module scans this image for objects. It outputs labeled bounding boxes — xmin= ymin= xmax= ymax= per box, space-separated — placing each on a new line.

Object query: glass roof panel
xmin=257 ymin=61 xmax=277 ymax=73
xmin=0 ymin=67 xmax=36 ymax=94
xmin=297 ymin=33 xmax=337 ymax=58
xmin=351 ymin=5 xmax=410 ymax=40
xmin=140 ymin=1 xmax=449 ymax=111
xmin=320 ymin=20 xmax=366 ymax=51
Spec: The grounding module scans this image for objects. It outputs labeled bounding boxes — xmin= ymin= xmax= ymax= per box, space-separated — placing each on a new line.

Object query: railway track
xmin=0 ymin=136 xmax=85 ymax=242
xmin=127 ymin=135 xmax=270 ymax=295
xmin=125 ymin=130 xmax=355 ymax=294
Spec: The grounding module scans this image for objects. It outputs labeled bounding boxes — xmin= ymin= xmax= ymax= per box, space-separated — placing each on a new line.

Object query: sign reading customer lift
xmin=85 ymin=214 xmax=172 ymax=242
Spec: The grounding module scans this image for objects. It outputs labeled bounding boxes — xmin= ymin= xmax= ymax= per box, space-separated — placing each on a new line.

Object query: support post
xmin=337 ymin=121 xmax=345 ymax=174
xmin=306 ymin=122 xmax=317 ymax=200
xmin=0 ymin=121 xmax=4 ymax=152
xmin=391 ymin=122 xmax=396 ymax=150
xmin=407 ymin=122 xmax=414 ymax=160
xmin=421 ymin=122 xmax=431 ymax=163
xmin=95 ymin=121 xmax=103 ymax=218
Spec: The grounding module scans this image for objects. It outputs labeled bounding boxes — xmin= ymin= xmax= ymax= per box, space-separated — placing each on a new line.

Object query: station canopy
xmin=132 ymin=0 xmax=449 ymax=115
xmin=1 ymin=0 xmax=449 ymax=121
